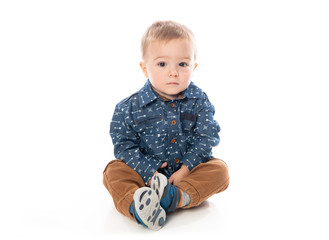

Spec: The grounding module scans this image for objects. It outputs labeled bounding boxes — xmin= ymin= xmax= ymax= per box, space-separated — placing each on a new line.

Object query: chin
xmin=165 ymin=90 xmax=181 ymax=95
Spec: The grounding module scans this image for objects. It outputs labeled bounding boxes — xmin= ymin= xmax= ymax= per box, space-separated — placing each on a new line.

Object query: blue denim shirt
xmin=110 ymin=80 xmax=220 ymax=185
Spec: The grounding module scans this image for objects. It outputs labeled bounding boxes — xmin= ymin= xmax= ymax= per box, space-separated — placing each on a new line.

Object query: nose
xmin=169 ymin=68 xmax=179 ymax=77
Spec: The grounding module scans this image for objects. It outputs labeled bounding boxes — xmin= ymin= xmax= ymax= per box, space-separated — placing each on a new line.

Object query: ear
xmin=193 ymin=63 xmax=198 ymax=71
xmin=139 ymin=61 xmax=148 ymax=78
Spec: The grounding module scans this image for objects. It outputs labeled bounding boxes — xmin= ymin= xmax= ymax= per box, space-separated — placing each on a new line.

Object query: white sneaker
xmin=132 ymin=187 xmax=166 ymax=230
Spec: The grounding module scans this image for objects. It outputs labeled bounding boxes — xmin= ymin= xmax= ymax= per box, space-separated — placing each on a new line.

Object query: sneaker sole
xmin=133 ymin=187 xmax=166 ymax=231
xmin=151 ymin=173 xmax=168 ymax=200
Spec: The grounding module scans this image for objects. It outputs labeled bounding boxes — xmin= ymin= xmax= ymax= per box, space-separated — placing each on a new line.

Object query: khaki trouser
xmin=103 ymin=159 xmax=229 ymax=220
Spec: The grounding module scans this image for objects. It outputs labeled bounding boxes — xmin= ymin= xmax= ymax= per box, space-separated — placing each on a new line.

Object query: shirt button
xmin=170 ymin=103 xmax=175 ymax=108
xmin=175 ymin=158 xmax=180 ymax=164
xmin=171 ymin=138 xmax=176 ymax=144
xmin=171 ymin=120 xmax=176 ymax=125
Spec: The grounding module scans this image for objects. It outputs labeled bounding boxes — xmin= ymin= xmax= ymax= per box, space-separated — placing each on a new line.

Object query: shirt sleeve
xmin=110 ymin=103 xmax=162 ymax=185
xmin=180 ymin=97 xmax=220 ymax=171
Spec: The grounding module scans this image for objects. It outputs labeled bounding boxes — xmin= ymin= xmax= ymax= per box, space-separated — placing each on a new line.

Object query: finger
xmin=148 ymin=171 xmax=158 ymax=186
xmin=168 ymin=176 xmax=174 ymax=184
xmin=160 ymin=162 xmax=168 ymax=168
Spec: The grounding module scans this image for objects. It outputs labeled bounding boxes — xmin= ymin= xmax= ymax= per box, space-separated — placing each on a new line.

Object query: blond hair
xmin=141 ymin=20 xmax=197 ymax=60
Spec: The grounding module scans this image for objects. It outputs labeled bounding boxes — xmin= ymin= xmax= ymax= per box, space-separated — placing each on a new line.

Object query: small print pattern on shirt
xmin=110 ymin=80 xmax=220 ymax=185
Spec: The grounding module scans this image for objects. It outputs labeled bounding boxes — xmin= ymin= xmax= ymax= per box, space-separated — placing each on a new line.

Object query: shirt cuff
xmin=181 ymin=152 xmax=204 ymax=171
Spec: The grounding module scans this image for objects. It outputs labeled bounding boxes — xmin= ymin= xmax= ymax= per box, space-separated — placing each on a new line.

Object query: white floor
xmin=1 ymin=1 xmax=329 ymax=239
xmin=2 ymin=153 xmax=328 ymax=239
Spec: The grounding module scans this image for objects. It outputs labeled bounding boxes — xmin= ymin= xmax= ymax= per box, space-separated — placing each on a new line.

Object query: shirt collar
xmin=138 ymin=80 xmax=158 ymax=107
xmin=138 ymin=79 xmax=205 ymax=107
xmin=183 ymin=81 xmax=206 ymax=99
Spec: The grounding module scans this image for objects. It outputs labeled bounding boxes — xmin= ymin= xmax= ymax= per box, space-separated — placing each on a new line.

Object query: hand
xmin=169 ymin=164 xmax=190 ymax=185
xmin=156 ymin=162 xmax=168 ymax=175
xmin=148 ymin=162 xmax=168 ymax=186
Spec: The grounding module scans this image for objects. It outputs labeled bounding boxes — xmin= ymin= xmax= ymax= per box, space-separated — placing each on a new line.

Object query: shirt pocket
xmin=135 ymin=114 xmax=164 ymax=155
xmin=136 ymin=115 xmax=162 ymax=126
xmin=180 ymin=112 xmax=197 ymax=133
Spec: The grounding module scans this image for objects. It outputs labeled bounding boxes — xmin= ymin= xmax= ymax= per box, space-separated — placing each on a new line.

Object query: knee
xmin=103 ymin=159 xmax=125 ymax=175
xmin=102 ymin=159 xmax=144 ymax=189
xmin=209 ymin=159 xmax=229 ymax=176
xmin=102 ymin=159 xmax=126 ymax=189
xmin=209 ymin=159 xmax=230 ymax=191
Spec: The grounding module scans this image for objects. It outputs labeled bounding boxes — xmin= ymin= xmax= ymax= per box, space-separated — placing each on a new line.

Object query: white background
xmin=1 ymin=0 xmax=328 ymax=239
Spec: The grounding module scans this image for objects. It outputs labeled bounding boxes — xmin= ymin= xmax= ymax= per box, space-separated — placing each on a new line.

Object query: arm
xmin=180 ymin=97 xmax=220 ymax=171
xmin=110 ymin=104 xmax=162 ymax=185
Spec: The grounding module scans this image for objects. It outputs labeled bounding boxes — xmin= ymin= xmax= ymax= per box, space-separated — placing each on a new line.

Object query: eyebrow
xmin=153 ymin=56 xmax=191 ymax=61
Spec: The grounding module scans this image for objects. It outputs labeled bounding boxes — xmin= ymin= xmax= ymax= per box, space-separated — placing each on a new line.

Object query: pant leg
xmin=103 ymin=159 xmax=145 ymax=219
xmin=176 ymin=158 xmax=230 ymax=208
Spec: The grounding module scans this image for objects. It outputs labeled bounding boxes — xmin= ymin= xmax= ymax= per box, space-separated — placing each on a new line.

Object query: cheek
xmin=181 ymin=69 xmax=193 ymax=79
xmin=149 ymin=69 xmax=163 ymax=80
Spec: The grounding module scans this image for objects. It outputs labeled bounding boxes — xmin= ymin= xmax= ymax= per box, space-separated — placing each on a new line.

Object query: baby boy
xmin=103 ymin=20 xmax=229 ymax=230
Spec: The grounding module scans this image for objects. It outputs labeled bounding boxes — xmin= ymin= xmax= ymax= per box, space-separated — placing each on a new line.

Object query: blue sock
xmin=130 ymin=201 xmax=147 ymax=227
xmin=160 ymin=183 xmax=182 ymax=213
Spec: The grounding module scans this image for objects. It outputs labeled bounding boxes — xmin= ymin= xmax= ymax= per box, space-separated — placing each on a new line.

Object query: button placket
xmin=166 ymin=100 xmax=181 ymax=171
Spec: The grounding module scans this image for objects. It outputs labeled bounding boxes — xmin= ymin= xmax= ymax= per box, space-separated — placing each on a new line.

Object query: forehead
xmin=146 ymin=39 xmax=195 ymax=59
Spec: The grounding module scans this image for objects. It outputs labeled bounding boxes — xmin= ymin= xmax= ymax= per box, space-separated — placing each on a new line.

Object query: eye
xmin=179 ymin=62 xmax=188 ymax=67
xmin=158 ymin=62 xmax=166 ymax=67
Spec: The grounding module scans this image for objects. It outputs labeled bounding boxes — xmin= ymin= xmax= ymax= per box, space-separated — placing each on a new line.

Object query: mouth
xmin=167 ymin=82 xmax=179 ymax=85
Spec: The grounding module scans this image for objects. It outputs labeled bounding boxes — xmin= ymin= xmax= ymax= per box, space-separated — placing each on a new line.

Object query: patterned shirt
xmin=110 ymin=80 xmax=220 ymax=185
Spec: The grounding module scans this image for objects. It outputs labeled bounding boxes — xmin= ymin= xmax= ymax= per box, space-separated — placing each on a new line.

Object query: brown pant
xmin=103 ymin=159 xmax=229 ymax=220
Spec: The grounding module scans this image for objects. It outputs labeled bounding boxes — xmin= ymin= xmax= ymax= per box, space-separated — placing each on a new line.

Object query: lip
xmin=167 ymin=82 xmax=179 ymax=85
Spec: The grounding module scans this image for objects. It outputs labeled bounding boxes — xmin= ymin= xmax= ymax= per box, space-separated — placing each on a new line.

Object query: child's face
xmin=140 ymin=39 xmax=197 ymax=100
